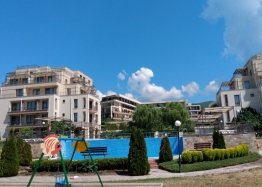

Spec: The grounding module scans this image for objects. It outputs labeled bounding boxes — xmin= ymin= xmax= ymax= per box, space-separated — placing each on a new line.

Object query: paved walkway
xmin=1 ymin=155 xmax=262 ymax=186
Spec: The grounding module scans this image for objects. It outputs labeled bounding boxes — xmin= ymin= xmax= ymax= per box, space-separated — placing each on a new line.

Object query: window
xmin=16 ymin=89 xmax=23 ymax=96
xmin=74 ymin=113 xmax=78 ymax=122
xmin=67 ymin=88 xmax=71 ymax=95
xmin=42 ymin=100 xmax=48 ymax=109
xmin=11 ymin=103 xmax=21 ymax=112
xmin=250 ymin=70 xmax=252 ymax=76
xmin=42 ymin=114 xmax=48 ymax=118
xmin=37 ymin=77 xmax=44 ymax=83
xmin=11 ymin=79 xmax=18 ymax=85
xmin=74 ymin=99 xmax=78 ymax=108
xmin=26 ymin=115 xmax=35 ymax=124
xmin=33 ymin=89 xmax=40 ymax=95
xmin=45 ymin=88 xmax=56 ymax=94
xmin=11 ymin=116 xmax=20 ymax=126
xmin=224 ymin=95 xmax=228 ymax=106
xmin=27 ymin=101 xmax=37 ymax=110
xmin=22 ymin=78 xmax=28 ymax=84
xmin=244 ymin=81 xmax=250 ymax=89
xmin=234 ymin=95 xmax=240 ymax=106
xmin=62 ymin=113 xmax=65 ymax=117
xmin=250 ymin=93 xmax=254 ymax=97
xmin=48 ymin=76 xmax=55 ymax=82
xmin=236 ymin=110 xmax=240 ymax=116
xmin=63 ymin=100 xmax=65 ymax=103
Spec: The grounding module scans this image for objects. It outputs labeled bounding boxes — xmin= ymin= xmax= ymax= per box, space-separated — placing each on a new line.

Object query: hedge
xmin=30 ymin=158 xmax=128 ymax=172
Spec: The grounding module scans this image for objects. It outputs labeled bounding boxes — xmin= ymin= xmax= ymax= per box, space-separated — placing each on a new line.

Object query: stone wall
xmin=28 ymin=141 xmax=43 ymax=158
xmin=183 ymin=133 xmax=257 ymax=152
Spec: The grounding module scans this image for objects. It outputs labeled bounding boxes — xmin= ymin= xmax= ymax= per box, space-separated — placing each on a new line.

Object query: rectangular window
xmin=42 ymin=114 xmax=48 ymax=118
xmin=244 ymin=81 xmax=250 ymax=89
xmin=42 ymin=100 xmax=48 ymax=110
xmin=11 ymin=116 xmax=20 ymax=126
xmin=22 ymin=78 xmax=28 ymax=84
xmin=224 ymin=95 xmax=228 ymax=106
xmin=62 ymin=113 xmax=65 ymax=117
xmin=11 ymin=103 xmax=21 ymax=112
xmin=67 ymin=88 xmax=71 ymax=95
xmin=27 ymin=101 xmax=37 ymax=110
xmin=11 ymin=79 xmax=18 ymax=85
xmin=234 ymin=95 xmax=240 ymax=106
xmin=250 ymin=93 xmax=254 ymax=97
xmin=48 ymin=76 xmax=55 ymax=82
xmin=74 ymin=99 xmax=78 ymax=108
xmin=226 ymin=111 xmax=230 ymax=122
xmin=45 ymin=88 xmax=56 ymax=94
xmin=33 ymin=89 xmax=40 ymax=95
xmin=26 ymin=115 xmax=35 ymax=124
xmin=16 ymin=89 xmax=23 ymax=96
xmin=37 ymin=77 xmax=45 ymax=83
xmin=74 ymin=113 xmax=78 ymax=122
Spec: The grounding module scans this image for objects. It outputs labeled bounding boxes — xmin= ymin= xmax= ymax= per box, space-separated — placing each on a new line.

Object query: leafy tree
xmin=102 ymin=118 xmax=118 ymax=131
xmin=51 ymin=120 xmax=75 ymax=134
xmin=20 ymin=142 xmax=32 ymax=166
xmin=159 ymin=136 xmax=173 ymax=163
xmin=0 ymin=137 xmax=19 ymax=176
xmin=235 ymin=107 xmax=262 ymax=130
xmin=128 ymin=127 xmax=150 ymax=176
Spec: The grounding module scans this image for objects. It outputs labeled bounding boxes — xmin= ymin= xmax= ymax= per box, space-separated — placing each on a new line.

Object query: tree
xmin=51 ymin=120 xmax=75 ymax=134
xmin=0 ymin=137 xmax=19 ymax=177
xmin=16 ymin=137 xmax=24 ymax=161
xmin=235 ymin=107 xmax=262 ymax=130
xmin=128 ymin=127 xmax=150 ymax=176
xmin=20 ymin=142 xmax=32 ymax=166
xmin=159 ymin=136 xmax=173 ymax=163
xmin=213 ymin=129 xmax=226 ymax=149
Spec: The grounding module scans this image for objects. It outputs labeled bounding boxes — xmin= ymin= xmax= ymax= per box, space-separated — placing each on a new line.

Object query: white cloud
xmin=201 ymin=0 xmax=262 ymax=61
xmin=106 ymin=90 xmax=116 ymax=96
xmin=204 ymin=80 xmax=219 ymax=94
xmin=117 ymin=72 xmax=125 ymax=80
xmin=117 ymin=83 xmax=122 ymax=89
xmin=128 ymin=67 xmax=184 ymax=101
xmin=124 ymin=93 xmax=134 ymax=99
xmin=96 ymin=90 xmax=105 ymax=100
xmin=181 ymin=82 xmax=200 ymax=96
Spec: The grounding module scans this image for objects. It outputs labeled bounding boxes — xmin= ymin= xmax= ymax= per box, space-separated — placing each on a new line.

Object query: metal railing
xmin=8 ymin=106 xmax=48 ymax=112
xmin=60 ymin=91 xmax=99 ymax=98
xmin=2 ymin=78 xmax=61 ymax=86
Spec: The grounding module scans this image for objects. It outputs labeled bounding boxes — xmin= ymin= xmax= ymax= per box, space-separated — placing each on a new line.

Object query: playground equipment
xmin=27 ymin=135 xmax=104 ymax=187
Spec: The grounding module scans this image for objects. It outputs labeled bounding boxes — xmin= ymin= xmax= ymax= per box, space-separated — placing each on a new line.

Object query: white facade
xmin=216 ymin=54 xmax=262 ymax=124
xmin=0 ymin=65 xmax=101 ymax=140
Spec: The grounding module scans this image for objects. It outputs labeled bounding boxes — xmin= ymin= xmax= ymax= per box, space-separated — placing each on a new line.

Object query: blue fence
xmin=60 ymin=137 xmax=183 ymax=160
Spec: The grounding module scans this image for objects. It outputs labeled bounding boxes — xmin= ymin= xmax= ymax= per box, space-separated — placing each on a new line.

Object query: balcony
xmin=2 ymin=78 xmax=61 ymax=86
xmin=8 ymin=121 xmax=47 ymax=128
xmin=8 ymin=106 xmax=48 ymax=114
xmin=1 ymin=91 xmax=57 ymax=98
xmin=89 ymin=106 xmax=98 ymax=113
xmin=60 ymin=91 xmax=99 ymax=98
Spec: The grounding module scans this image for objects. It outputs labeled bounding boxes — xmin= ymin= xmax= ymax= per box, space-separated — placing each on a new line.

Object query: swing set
xmin=27 ymin=136 xmax=104 ymax=187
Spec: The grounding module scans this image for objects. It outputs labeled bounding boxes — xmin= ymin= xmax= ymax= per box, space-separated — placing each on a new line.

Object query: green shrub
xmin=159 ymin=136 xmax=173 ymax=163
xmin=30 ymin=158 xmax=129 ymax=172
xmin=16 ymin=137 xmax=24 ymax=161
xmin=20 ymin=142 xmax=32 ymax=166
xmin=229 ymin=148 xmax=236 ymax=158
xmin=0 ymin=137 xmax=19 ymax=177
xmin=220 ymin=149 xmax=225 ymax=160
xmin=224 ymin=149 xmax=230 ymax=159
xmin=214 ymin=149 xmax=222 ymax=160
xmin=182 ymin=151 xmax=192 ymax=164
xmin=128 ymin=127 xmax=150 ymax=176
xmin=0 ymin=150 xmax=2 ymax=160
xmin=241 ymin=144 xmax=249 ymax=156
xmin=213 ymin=130 xmax=226 ymax=149
xmin=202 ymin=148 xmax=215 ymax=161
xmin=191 ymin=151 xmax=203 ymax=163
xmin=235 ymin=146 xmax=243 ymax=157
xmin=197 ymin=151 xmax=203 ymax=162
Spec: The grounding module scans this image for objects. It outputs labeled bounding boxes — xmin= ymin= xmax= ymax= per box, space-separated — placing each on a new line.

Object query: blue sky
xmin=1 ymin=0 xmax=262 ymax=103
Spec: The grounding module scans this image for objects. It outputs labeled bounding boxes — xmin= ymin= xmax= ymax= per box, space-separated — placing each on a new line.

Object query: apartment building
xmin=0 ymin=65 xmax=101 ymax=140
xmin=101 ymin=94 xmax=141 ymax=124
xmin=216 ymin=54 xmax=262 ymax=125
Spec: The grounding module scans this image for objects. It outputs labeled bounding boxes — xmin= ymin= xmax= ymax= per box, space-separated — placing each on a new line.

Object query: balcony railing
xmin=8 ymin=106 xmax=48 ymax=113
xmin=2 ymin=78 xmax=61 ymax=86
xmin=60 ymin=91 xmax=99 ymax=98
xmin=8 ymin=122 xmax=47 ymax=127
xmin=89 ymin=106 xmax=98 ymax=111
xmin=1 ymin=91 xmax=57 ymax=98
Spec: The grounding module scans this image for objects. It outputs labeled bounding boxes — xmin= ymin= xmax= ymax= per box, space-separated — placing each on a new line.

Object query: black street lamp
xmin=175 ymin=120 xmax=182 ymax=173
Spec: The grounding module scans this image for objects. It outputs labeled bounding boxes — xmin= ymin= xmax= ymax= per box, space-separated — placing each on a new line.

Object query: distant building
xmin=0 ymin=65 xmax=101 ymax=140
xmin=216 ymin=54 xmax=262 ymax=125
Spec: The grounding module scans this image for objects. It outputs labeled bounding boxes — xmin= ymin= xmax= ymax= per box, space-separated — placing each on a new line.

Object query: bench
xmin=194 ymin=143 xmax=211 ymax=150
xmin=81 ymin=147 xmax=108 ymax=159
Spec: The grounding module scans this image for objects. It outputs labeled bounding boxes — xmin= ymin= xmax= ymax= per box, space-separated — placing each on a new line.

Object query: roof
xmin=233 ymin=68 xmax=246 ymax=74
xmin=204 ymin=106 xmax=234 ymax=113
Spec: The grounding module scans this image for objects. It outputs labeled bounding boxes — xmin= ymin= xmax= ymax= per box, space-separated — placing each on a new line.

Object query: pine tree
xmin=213 ymin=129 xmax=226 ymax=149
xmin=20 ymin=142 xmax=32 ymax=166
xmin=128 ymin=127 xmax=150 ymax=176
xmin=159 ymin=136 xmax=173 ymax=163
xmin=0 ymin=137 xmax=19 ymax=176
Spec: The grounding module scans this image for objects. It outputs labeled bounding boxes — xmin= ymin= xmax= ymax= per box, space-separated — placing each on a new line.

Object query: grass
xmin=159 ymin=153 xmax=262 ymax=173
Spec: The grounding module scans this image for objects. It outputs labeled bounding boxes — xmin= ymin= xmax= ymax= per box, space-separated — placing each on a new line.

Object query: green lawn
xmin=159 ymin=153 xmax=262 ymax=173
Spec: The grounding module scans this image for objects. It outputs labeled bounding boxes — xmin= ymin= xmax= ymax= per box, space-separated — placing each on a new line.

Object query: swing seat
xmin=55 ymin=174 xmax=66 ymax=185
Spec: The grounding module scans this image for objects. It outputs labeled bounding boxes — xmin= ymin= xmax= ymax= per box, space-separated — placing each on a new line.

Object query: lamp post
xmin=220 ymin=120 xmax=223 ymax=130
xmin=175 ymin=120 xmax=182 ymax=173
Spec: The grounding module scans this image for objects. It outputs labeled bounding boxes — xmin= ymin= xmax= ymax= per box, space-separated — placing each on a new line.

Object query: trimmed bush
xmin=197 ymin=151 xmax=203 ymax=162
xmin=182 ymin=151 xmax=192 ymax=164
xmin=16 ymin=137 xmax=24 ymax=161
xmin=30 ymin=158 xmax=129 ymax=172
xmin=128 ymin=127 xmax=150 ymax=176
xmin=202 ymin=148 xmax=216 ymax=161
xmin=224 ymin=149 xmax=230 ymax=159
xmin=159 ymin=136 xmax=173 ymax=163
xmin=20 ymin=142 xmax=32 ymax=166
xmin=228 ymin=148 xmax=236 ymax=158
xmin=0 ymin=137 xmax=19 ymax=177
xmin=214 ymin=149 xmax=222 ymax=160
xmin=220 ymin=149 xmax=225 ymax=160
xmin=191 ymin=151 xmax=203 ymax=163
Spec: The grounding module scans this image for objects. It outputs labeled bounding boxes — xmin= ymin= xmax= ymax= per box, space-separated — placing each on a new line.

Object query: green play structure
xmin=27 ymin=137 xmax=104 ymax=187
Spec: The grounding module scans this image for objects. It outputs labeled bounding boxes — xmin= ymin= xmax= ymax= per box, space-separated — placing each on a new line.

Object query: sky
xmin=1 ymin=0 xmax=262 ymax=103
